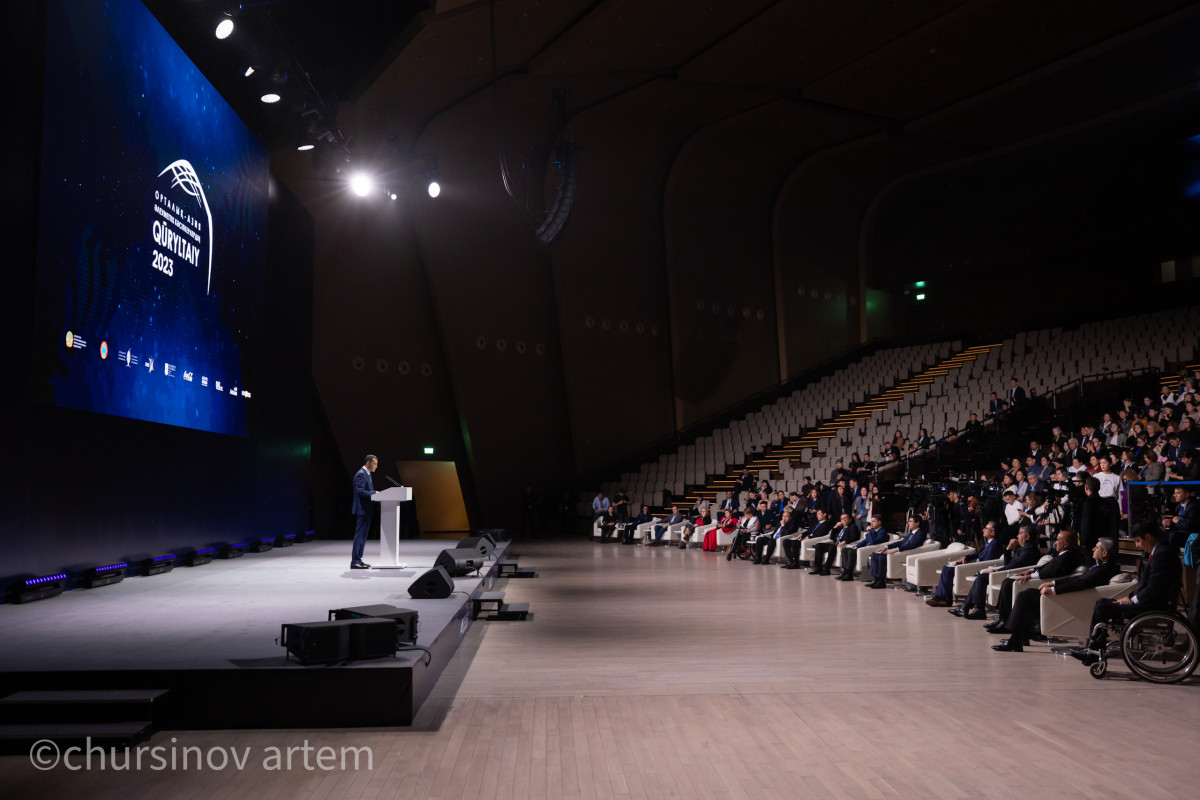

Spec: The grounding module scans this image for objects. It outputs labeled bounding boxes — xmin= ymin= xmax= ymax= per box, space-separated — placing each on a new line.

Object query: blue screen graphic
xmin=35 ymin=0 xmax=269 ymax=437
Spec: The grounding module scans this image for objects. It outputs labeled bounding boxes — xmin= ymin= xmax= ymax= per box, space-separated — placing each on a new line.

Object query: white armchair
xmin=693 ymin=521 xmax=719 ymax=548
xmin=853 ymin=534 xmax=902 ymax=578
xmin=886 ymin=541 xmax=942 ymax=580
xmin=1040 ymin=580 xmax=1136 ymax=640
xmin=592 ymin=518 xmax=604 ymax=541
xmin=634 ymin=518 xmax=661 ymax=543
xmin=985 ymin=555 xmax=1052 ymax=607
xmin=798 ymin=532 xmax=834 ymax=564
xmin=906 ymin=543 xmax=975 ymax=591
xmin=663 ymin=520 xmax=691 ymax=545
xmin=953 ymin=557 xmax=1006 ymax=598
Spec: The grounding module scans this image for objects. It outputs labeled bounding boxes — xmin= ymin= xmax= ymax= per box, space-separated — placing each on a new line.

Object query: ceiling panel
xmin=804 ymin=0 xmax=1192 ymax=120
xmin=680 ymin=0 xmax=967 ymax=89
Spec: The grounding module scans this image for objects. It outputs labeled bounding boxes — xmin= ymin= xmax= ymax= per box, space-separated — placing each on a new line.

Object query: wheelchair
xmin=1084 ymin=609 xmax=1198 ymax=684
xmin=727 ymin=532 xmax=756 ymax=561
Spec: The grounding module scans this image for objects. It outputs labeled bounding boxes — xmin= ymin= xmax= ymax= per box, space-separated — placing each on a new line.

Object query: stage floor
xmin=0 ymin=541 xmax=484 ymax=672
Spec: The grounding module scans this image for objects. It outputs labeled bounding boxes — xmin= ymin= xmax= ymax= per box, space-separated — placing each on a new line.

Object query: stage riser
xmin=0 ymin=544 xmax=510 ymax=728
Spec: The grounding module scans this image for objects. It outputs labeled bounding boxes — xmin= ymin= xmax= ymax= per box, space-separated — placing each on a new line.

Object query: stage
xmin=0 ymin=539 xmax=509 ymax=728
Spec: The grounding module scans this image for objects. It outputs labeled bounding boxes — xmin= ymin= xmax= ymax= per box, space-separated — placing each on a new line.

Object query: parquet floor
xmin=3 ymin=538 xmax=1196 ymax=799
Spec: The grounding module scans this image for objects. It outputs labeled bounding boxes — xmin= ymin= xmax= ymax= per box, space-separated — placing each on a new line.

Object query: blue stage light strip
xmin=195 ymin=547 xmax=216 ymax=555
xmin=92 ymin=562 xmax=128 ymax=573
xmin=282 ymin=533 xmax=296 ymax=540
xmin=23 ymin=573 xmax=68 ymax=586
xmin=151 ymin=554 xmax=177 ymax=562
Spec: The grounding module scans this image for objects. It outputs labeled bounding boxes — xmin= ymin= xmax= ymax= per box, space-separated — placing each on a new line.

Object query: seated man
xmin=837 ymin=515 xmax=889 ymax=580
xmin=950 ymin=524 xmax=1040 ymax=620
xmin=629 ymin=504 xmax=655 ymax=545
xmin=779 ymin=508 xmax=830 ymax=569
xmin=985 ymin=529 xmax=1084 ymax=631
xmin=755 ymin=507 xmax=800 ymax=565
xmin=865 ymin=514 xmax=927 ymax=589
xmin=751 ymin=500 xmax=781 ymax=563
xmin=809 ymin=513 xmax=860 ymax=575
xmin=992 ymin=537 xmax=1121 ymax=652
xmin=726 ymin=507 xmax=760 ymax=561
xmin=1071 ymin=521 xmax=1183 ymax=664
xmin=926 ymin=521 xmax=1004 ymax=607
xmin=651 ymin=505 xmax=686 ymax=546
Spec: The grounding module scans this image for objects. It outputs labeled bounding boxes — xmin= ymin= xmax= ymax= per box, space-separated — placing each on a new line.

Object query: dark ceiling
xmin=144 ymin=0 xmax=1200 ymax=164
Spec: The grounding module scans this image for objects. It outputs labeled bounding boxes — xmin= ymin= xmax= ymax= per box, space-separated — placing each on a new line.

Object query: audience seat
xmin=952 ymin=557 xmax=1007 ymax=598
xmin=854 ymin=534 xmax=903 ymax=578
xmin=886 ymin=540 xmax=942 ymax=580
xmin=985 ymin=555 xmax=1052 ymax=608
xmin=1039 ymin=580 xmax=1136 ymax=640
xmin=905 ymin=543 xmax=975 ymax=591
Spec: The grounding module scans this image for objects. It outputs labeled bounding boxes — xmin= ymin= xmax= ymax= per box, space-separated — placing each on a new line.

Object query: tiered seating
xmin=592 ymin=306 xmax=1198 ymax=515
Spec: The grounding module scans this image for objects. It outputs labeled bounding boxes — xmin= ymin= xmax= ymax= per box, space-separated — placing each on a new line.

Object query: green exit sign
xmin=423 ymin=447 xmax=434 ymax=455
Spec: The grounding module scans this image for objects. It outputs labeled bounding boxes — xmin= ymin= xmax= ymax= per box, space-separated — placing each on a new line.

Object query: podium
xmin=372 ymin=486 xmax=413 ymax=568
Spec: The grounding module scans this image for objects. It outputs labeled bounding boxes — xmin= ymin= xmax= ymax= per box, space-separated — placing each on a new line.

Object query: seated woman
xmin=704 ymin=509 xmax=738 ymax=551
xmin=852 ymin=484 xmax=872 ymax=529
xmin=725 ymin=507 xmax=760 ymax=562
xmin=681 ymin=506 xmax=712 ymax=549
xmin=909 ymin=427 xmax=933 ymax=452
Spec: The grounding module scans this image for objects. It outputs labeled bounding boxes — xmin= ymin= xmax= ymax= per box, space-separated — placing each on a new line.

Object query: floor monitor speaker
xmin=407 ymin=566 xmax=454 ymax=599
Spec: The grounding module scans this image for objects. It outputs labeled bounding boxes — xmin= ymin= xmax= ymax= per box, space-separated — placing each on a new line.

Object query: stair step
xmin=0 ymin=721 xmax=154 ymax=755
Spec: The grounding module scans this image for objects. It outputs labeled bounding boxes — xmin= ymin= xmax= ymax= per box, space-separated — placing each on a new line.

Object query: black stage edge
xmin=0 ymin=543 xmax=511 ymax=729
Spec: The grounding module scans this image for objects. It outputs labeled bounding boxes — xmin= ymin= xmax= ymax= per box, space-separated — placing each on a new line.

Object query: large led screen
xmin=34 ymin=0 xmax=269 ymax=436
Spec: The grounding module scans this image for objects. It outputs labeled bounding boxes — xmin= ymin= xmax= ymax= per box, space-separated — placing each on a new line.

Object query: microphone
xmin=386 ymin=475 xmax=402 ymax=487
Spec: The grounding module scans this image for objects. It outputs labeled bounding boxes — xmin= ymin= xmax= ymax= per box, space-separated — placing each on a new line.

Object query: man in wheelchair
xmin=1070 ymin=520 xmax=1182 ymax=666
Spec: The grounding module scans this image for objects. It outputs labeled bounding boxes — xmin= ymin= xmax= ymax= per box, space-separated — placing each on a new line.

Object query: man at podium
xmin=351 ymin=454 xmax=378 ymax=569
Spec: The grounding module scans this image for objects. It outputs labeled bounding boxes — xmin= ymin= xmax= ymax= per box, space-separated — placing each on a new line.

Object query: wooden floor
xmin=3 ymin=538 xmax=1198 ymax=799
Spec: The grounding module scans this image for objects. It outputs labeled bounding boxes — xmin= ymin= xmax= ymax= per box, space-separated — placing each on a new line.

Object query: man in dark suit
xmin=987 ymin=392 xmax=1003 ymax=417
xmin=751 ymin=500 xmax=781 ymax=563
xmin=652 ymin=505 xmax=686 ymax=546
xmin=780 ymin=508 xmax=830 ymax=569
xmin=1009 ymin=378 xmax=1026 ymax=407
xmin=866 ymin=515 xmax=927 ymax=588
xmin=1163 ymin=485 xmax=1196 ymax=549
xmin=992 ymin=538 xmax=1121 ymax=652
xmin=926 ymin=521 xmax=1004 ymax=607
xmin=838 ymin=514 xmax=889 ymax=580
xmin=1071 ymin=522 xmax=1183 ymax=664
xmin=350 ymin=454 xmax=378 ymax=569
xmin=1077 ymin=476 xmax=1112 ymax=552
xmin=810 ymin=513 xmax=859 ymax=575
xmin=985 ymin=530 xmax=1084 ymax=629
xmin=950 ymin=524 xmax=1040 ymax=619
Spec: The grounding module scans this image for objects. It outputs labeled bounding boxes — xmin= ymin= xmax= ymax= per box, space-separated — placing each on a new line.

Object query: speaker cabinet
xmin=330 ymin=604 xmax=419 ymax=644
xmin=407 ymin=566 xmax=455 ymax=599
xmin=281 ymin=620 xmax=350 ymax=665
xmin=348 ymin=618 xmax=400 ymax=659
xmin=435 ymin=548 xmax=483 ymax=577
xmin=456 ymin=535 xmax=495 ymax=559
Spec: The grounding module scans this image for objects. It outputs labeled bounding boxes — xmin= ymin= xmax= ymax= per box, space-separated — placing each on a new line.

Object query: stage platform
xmin=0 ymin=540 xmax=509 ymax=728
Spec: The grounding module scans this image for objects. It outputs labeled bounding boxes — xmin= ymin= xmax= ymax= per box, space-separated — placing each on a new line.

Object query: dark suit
xmin=1087 ymin=543 xmax=1183 ymax=645
xmin=1166 ymin=500 xmax=1197 ymax=549
xmin=988 ymin=399 xmax=1004 ymax=417
xmin=811 ymin=521 xmax=860 ymax=573
xmin=1010 ymin=386 xmax=1026 ymax=406
xmin=351 ymin=466 xmax=376 ymax=565
xmin=1077 ymin=494 xmax=1112 ymax=552
xmin=1005 ymin=561 xmax=1121 ymax=645
xmin=995 ymin=545 xmax=1084 ymax=619
xmin=868 ymin=526 xmax=927 ymax=581
xmin=962 ymin=541 xmax=1040 ymax=612
xmin=841 ymin=527 xmax=888 ymax=578
xmin=653 ymin=512 xmax=685 ymax=543
xmin=781 ymin=518 xmax=831 ymax=566
xmin=931 ymin=537 xmax=1004 ymax=602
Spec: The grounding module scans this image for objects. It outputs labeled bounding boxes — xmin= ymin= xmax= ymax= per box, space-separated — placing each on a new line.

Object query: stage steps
xmin=471 ymin=592 xmax=529 ymax=621
xmin=0 ymin=689 xmax=168 ymax=755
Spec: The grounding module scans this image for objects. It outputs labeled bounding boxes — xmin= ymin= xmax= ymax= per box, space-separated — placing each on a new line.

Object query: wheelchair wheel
xmin=1120 ymin=612 xmax=1199 ymax=685
xmin=1089 ymin=660 xmax=1107 ymax=680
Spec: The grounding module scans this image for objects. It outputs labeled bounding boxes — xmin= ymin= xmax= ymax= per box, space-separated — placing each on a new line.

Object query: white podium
xmin=372 ymin=486 xmax=413 ymax=568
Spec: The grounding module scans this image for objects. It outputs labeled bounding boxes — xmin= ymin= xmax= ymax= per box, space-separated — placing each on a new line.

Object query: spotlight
xmin=350 ymin=173 xmax=372 ymax=197
xmin=427 ymin=180 xmax=441 ymax=198
xmin=177 ymin=547 xmax=215 ymax=567
xmin=11 ymin=573 xmax=67 ymax=604
xmin=244 ymin=66 xmax=256 ymax=77
xmin=261 ymin=93 xmax=281 ymax=104
xmin=297 ymin=143 xmax=315 ymax=151
xmin=390 ymin=192 xmax=398 ymax=200
xmin=139 ymin=554 xmax=177 ymax=577
xmin=215 ymin=18 xmax=234 ymax=40
xmin=82 ymin=562 xmax=128 ymax=589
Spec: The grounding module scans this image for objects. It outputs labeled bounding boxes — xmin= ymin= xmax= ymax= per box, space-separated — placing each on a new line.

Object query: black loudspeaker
xmin=281 ymin=620 xmax=350 ymax=664
xmin=407 ymin=566 xmax=455 ymax=599
xmin=348 ymin=618 xmax=400 ymax=659
xmin=435 ymin=548 xmax=483 ymax=577
xmin=330 ymin=604 xmax=419 ymax=644
xmin=456 ymin=536 xmax=495 ymax=559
